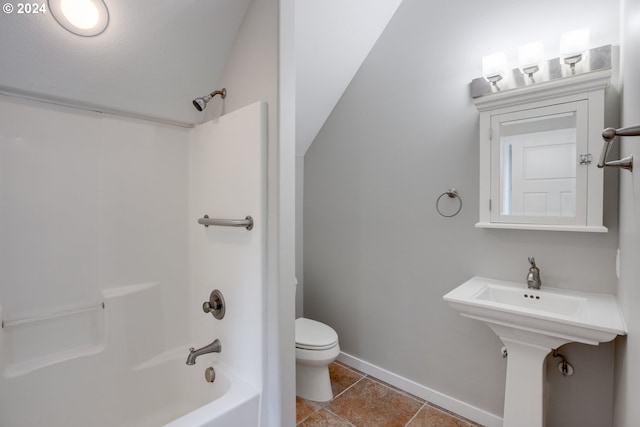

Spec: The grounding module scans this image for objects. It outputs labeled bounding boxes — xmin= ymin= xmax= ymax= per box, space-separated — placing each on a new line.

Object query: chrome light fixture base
xmin=485 ymin=74 xmax=503 ymax=91
xmin=521 ymin=65 xmax=540 ymax=83
xmin=471 ymin=45 xmax=611 ymax=98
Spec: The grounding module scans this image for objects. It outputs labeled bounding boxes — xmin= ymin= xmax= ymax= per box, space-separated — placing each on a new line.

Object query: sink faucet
xmin=527 ymin=257 xmax=542 ymax=289
xmin=186 ymin=339 xmax=221 ymax=365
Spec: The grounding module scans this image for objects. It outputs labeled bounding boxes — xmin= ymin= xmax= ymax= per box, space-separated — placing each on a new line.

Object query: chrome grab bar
xmin=597 ymin=125 xmax=640 ymax=171
xmin=197 ymin=215 xmax=253 ymax=230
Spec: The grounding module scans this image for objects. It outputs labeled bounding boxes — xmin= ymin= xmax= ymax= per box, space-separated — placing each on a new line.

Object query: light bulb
xmin=48 ymin=0 xmax=109 ymax=37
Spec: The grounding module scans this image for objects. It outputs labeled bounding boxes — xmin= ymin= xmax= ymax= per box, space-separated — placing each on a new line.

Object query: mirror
xmin=473 ymin=73 xmax=610 ymax=232
xmin=497 ymin=107 xmax=579 ymax=218
xmin=490 ymin=100 xmax=589 ymax=227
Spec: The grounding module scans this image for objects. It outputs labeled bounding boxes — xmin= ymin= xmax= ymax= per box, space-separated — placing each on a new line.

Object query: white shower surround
xmin=0 ymin=97 xmax=267 ymax=426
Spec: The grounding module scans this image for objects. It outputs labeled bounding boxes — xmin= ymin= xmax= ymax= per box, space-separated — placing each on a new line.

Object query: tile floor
xmin=296 ymin=362 xmax=483 ymax=427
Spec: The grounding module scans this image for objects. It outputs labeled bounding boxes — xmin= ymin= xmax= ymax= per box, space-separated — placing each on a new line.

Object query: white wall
xmin=304 ymin=0 xmax=621 ymax=425
xmin=0 ymin=94 xmax=189 ymax=371
xmin=188 ymin=102 xmax=267 ymax=391
xmin=214 ymin=0 xmax=296 ymax=425
xmin=0 ymin=0 xmax=295 ymax=424
xmin=614 ymin=0 xmax=640 ymax=425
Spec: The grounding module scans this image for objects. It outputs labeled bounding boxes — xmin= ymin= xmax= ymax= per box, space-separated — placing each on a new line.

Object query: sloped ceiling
xmin=0 ymin=0 xmax=402 ymax=145
xmin=295 ymin=0 xmax=403 ymax=155
xmin=0 ymin=0 xmax=252 ymax=126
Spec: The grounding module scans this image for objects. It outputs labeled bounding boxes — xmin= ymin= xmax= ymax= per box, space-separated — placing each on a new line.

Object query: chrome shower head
xmin=192 ymin=88 xmax=226 ymax=111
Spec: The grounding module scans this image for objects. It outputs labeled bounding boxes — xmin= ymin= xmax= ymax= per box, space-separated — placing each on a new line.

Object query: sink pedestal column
xmin=444 ymin=277 xmax=627 ymax=427
xmin=501 ymin=337 xmax=552 ymax=427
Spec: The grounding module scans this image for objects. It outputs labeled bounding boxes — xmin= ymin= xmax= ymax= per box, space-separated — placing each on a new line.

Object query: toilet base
xmin=296 ymin=362 xmax=333 ymax=402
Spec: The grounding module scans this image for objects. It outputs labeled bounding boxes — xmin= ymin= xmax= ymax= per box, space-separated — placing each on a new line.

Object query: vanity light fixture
xmin=560 ymin=28 xmax=590 ymax=75
xmin=48 ymin=0 xmax=109 ymax=37
xmin=482 ymin=52 xmax=507 ymax=90
xmin=518 ymin=41 xmax=544 ymax=83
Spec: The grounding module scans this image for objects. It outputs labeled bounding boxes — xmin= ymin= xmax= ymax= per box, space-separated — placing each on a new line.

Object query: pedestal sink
xmin=443 ymin=277 xmax=626 ymax=427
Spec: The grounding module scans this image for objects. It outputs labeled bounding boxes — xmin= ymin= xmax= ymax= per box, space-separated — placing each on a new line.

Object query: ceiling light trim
xmin=48 ymin=0 xmax=109 ymax=37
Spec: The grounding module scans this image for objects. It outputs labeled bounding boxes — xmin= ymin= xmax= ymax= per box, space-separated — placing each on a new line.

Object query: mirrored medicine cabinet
xmin=472 ymin=56 xmax=613 ymax=232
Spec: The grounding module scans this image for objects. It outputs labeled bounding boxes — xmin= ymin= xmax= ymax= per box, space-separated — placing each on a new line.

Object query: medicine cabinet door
xmin=489 ymin=100 xmax=589 ymax=226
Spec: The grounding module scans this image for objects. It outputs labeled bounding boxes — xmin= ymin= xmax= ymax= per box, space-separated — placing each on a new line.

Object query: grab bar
xmin=597 ymin=125 xmax=640 ymax=171
xmin=197 ymin=215 xmax=254 ymax=230
xmin=2 ymin=302 xmax=105 ymax=328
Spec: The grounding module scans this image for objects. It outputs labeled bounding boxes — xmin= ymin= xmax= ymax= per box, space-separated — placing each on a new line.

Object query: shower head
xmin=192 ymin=88 xmax=227 ymax=111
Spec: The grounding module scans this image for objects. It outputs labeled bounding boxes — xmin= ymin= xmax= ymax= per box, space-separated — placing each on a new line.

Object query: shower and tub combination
xmin=0 ymin=93 xmax=268 ymax=427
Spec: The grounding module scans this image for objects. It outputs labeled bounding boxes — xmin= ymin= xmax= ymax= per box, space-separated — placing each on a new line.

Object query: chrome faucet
xmin=186 ymin=339 xmax=221 ymax=365
xmin=526 ymin=257 xmax=542 ymax=289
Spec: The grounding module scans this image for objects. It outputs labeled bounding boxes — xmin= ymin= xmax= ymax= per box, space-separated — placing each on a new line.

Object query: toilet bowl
xmin=295 ymin=317 xmax=340 ymax=402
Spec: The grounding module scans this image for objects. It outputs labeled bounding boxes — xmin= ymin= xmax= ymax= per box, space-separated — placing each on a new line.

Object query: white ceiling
xmin=0 ymin=0 xmax=402 ymax=152
xmin=0 ymin=0 xmax=252 ymax=125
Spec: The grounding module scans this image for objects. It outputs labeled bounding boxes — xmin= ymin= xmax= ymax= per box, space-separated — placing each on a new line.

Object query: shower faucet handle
xmin=202 ymin=289 xmax=226 ymax=319
xmin=202 ymin=299 xmax=221 ymax=312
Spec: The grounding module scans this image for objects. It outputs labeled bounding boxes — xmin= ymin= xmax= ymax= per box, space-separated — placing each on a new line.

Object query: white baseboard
xmin=337 ymin=352 xmax=503 ymax=427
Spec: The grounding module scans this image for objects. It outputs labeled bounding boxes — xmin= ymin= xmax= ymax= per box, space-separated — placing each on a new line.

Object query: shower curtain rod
xmin=0 ymin=88 xmax=196 ymax=128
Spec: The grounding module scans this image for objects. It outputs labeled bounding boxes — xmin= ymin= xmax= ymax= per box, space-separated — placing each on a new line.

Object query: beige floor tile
xmin=298 ymin=409 xmax=355 ymax=427
xmin=326 ymin=378 xmax=423 ymax=427
xmin=329 ymin=362 xmax=364 ymax=397
xmin=296 ymin=396 xmax=324 ymax=424
xmin=406 ymin=405 xmax=471 ymax=427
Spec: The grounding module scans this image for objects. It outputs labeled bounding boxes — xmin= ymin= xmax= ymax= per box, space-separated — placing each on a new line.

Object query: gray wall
xmin=303 ymin=0 xmax=621 ymax=424
xmin=614 ymin=0 xmax=640 ymax=425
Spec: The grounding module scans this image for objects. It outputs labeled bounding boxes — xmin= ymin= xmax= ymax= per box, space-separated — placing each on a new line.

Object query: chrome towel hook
xmin=596 ymin=125 xmax=640 ymax=171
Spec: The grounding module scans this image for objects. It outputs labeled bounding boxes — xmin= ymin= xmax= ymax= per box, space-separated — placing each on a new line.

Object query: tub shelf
xmin=1 ymin=301 xmax=104 ymax=329
xmin=1 ymin=302 xmax=106 ymax=378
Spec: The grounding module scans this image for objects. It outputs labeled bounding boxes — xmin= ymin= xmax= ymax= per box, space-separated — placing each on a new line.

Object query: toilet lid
xmin=295 ymin=318 xmax=338 ymax=350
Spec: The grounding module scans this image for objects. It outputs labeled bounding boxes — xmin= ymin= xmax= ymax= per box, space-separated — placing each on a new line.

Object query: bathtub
xmin=133 ymin=349 xmax=261 ymax=427
xmin=0 ymin=344 xmax=259 ymax=427
xmin=0 ymin=281 xmax=261 ymax=427
xmin=0 ymin=100 xmax=267 ymax=427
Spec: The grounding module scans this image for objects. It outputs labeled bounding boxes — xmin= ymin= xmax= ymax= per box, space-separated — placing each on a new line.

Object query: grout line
xmin=365 ymin=374 xmax=426 ymax=404
xmin=295 ymin=406 xmax=318 ymax=426
xmin=322 ymin=407 xmax=357 ymax=427
xmin=335 ymin=360 xmax=366 ymax=377
xmin=332 ymin=374 xmax=367 ymax=400
xmin=425 ymin=402 xmax=480 ymax=426
xmin=403 ymin=402 xmax=427 ymax=427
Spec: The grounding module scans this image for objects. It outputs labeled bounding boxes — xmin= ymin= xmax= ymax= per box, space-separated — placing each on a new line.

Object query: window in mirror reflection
xmin=499 ymin=111 xmax=577 ymax=217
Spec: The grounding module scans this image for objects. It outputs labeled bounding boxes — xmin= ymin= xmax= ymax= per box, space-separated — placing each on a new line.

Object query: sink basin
xmin=444 ymin=276 xmax=626 ymax=346
xmin=474 ymin=283 xmax=586 ymax=317
xmin=444 ymin=276 xmax=627 ymax=427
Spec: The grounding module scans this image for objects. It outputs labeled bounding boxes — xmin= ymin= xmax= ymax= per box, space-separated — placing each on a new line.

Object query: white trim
xmin=337 ymin=351 xmax=504 ymax=427
xmin=473 ymin=69 xmax=612 ymax=112
xmin=475 ymin=222 xmax=608 ymax=232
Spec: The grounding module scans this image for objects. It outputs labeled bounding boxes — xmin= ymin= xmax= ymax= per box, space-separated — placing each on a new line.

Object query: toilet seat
xmin=295 ymin=318 xmax=338 ymax=351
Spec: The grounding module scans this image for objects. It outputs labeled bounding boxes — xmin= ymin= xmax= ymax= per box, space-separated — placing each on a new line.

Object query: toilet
xmin=295 ymin=317 xmax=340 ymax=402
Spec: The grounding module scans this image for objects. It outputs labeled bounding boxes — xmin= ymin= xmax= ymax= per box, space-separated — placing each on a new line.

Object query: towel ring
xmin=436 ymin=188 xmax=462 ymax=218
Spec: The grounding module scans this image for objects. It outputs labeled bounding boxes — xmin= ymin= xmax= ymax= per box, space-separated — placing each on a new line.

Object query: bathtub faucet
xmin=186 ymin=339 xmax=221 ymax=365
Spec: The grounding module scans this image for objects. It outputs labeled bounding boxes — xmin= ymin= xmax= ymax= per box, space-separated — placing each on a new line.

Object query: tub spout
xmin=186 ymin=339 xmax=221 ymax=365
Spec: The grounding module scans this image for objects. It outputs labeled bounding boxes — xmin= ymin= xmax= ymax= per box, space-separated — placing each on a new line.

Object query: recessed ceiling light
xmin=48 ymin=0 xmax=109 ymax=37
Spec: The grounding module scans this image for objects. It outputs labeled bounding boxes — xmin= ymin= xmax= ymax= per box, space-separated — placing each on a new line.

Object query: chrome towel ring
xmin=436 ymin=188 xmax=462 ymax=218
